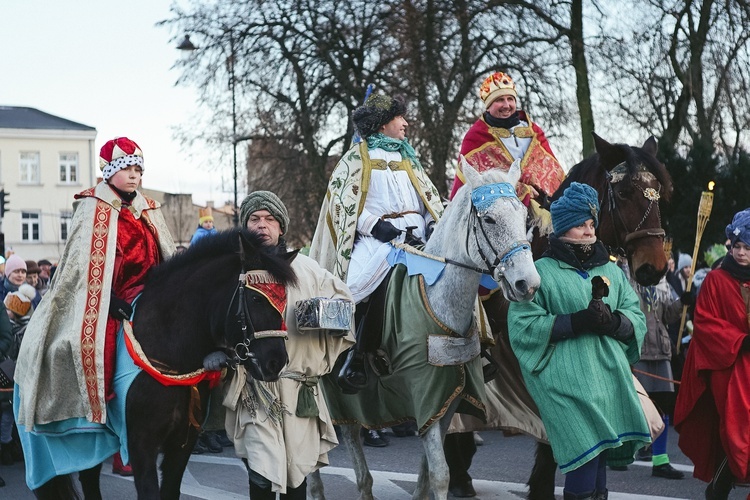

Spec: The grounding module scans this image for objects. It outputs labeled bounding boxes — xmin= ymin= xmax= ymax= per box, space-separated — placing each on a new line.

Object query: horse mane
xmin=149 ymin=228 xmax=297 ymax=286
xmin=554 ymin=142 xmax=673 ymax=204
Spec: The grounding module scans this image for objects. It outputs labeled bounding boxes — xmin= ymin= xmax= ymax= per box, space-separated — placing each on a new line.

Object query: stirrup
xmin=337 ymin=349 xmax=368 ymax=394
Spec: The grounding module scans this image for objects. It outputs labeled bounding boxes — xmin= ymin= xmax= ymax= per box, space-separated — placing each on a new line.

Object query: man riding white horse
xmin=309 ymin=92 xmax=444 ymax=391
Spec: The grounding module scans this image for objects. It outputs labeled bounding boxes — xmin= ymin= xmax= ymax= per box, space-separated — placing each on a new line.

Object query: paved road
xmin=2 ymin=427 xmax=748 ymax=498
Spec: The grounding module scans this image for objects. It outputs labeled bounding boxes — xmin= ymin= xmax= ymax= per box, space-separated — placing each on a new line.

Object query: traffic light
xmin=0 ymin=190 xmax=8 ymax=217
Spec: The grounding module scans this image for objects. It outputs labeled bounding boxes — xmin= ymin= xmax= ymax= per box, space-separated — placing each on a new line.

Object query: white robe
xmin=224 ymin=254 xmax=355 ymax=493
xmin=346 ymin=148 xmax=434 ymax=302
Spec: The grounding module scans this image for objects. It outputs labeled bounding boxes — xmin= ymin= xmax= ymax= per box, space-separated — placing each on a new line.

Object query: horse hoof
xmin=449 ymin=481 xmax=476 ymax=497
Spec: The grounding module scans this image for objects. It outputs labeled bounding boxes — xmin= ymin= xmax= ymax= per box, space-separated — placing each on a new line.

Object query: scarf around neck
xmin=484 ymin=111 xmax=521 ymax=130
xmin=366 ymin=133 xmax=424 ymax=171
xmin=721 ymin=253 xmax=750 ymax=282
xmin=545 ymin=235 xmax=610 ymax=272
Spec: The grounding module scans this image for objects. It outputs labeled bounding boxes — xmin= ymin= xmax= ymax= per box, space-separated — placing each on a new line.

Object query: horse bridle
xmin=604 ymin=162 xmax=665 ymax=257
xmin=224 ymin=236 xmax=288 ymax=369
xmin=460 ymin=183 xmax=531 ymax=282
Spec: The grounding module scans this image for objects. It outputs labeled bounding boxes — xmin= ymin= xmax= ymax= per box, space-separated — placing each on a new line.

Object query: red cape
xmin=674 ymin=268 xmax=750 ymax=482
xmin=450 ymin=111 xmax=563 ymax=200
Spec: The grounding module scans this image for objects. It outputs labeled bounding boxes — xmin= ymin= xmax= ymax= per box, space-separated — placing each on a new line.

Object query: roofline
xmin=0 ymin=128 xmax=98 ymax=141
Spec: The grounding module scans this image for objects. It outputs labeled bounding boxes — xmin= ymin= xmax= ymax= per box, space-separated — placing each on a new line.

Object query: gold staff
xmin=676 ymin=181 xmax=715 ymax=354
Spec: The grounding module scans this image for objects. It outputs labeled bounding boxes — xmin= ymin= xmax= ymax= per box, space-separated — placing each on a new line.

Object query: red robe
xmin=450 ymin=111 xmax=564 ymax=200
xmin=674 ymin=268 xmax=750 ymax=482
xmin=102 ymin=203 xmax=161 ymax=399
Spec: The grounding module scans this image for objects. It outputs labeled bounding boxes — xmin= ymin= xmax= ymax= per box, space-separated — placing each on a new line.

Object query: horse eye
xmin=483 ymin=216 xmax=496 ymax=224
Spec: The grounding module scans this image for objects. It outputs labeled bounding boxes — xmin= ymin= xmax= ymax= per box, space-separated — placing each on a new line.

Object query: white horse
xmin=309 ymin=162 xmax=540 ymax=500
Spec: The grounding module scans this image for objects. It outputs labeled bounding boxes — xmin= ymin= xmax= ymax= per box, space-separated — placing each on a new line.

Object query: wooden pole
xmin=676 ymin=186 xmax=714 ymax=354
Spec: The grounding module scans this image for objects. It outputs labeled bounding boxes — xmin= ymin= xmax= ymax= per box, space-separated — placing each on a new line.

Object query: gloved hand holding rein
xmin=371 ymin=219 xmax=402 ymax=243
xmin=109 ymin=295 xmax=133 ymax=321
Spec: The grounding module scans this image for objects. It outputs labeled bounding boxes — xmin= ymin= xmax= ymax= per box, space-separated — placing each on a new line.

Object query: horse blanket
xmin=321 ymin=264 xmax=486 ymax=433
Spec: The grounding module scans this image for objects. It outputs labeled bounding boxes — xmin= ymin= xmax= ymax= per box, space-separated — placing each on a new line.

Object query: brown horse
xmin=483 ymin=133 xmax=673 ymax=499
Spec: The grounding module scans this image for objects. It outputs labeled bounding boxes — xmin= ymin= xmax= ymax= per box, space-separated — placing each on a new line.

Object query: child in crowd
xmin=190 ymin=207 xmax=218 ymax=245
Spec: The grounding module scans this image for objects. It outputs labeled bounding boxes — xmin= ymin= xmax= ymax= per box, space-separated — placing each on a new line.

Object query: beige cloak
xmin=15 ymin=182 xmax=175 ymax=427
xmin=309 ymin=141 xmax=444 ymax=282
xmin=223 ymin=254 xmax=355 ymax=492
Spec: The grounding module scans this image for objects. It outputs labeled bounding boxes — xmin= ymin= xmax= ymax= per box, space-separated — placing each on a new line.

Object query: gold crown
xmin=198 ymin=206 xmax=214 ymax=223
xmin=479 ymin=72 xmax=517 ymax=108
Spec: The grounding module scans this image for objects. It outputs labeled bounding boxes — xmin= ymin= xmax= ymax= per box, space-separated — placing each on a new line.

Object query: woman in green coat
xmin=508 ymin=182 xmax=649 ymax=500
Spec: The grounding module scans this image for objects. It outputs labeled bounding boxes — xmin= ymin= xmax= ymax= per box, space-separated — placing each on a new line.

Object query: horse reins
xmin=604 ymin=163 xmax=666 ymax=257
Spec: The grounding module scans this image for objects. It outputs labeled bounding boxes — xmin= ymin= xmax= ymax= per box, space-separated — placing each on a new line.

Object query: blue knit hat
xmin=726 ymin=208 xmax=750 ymax=246
xmin=550 ymin=182 xmax=600 ymax=236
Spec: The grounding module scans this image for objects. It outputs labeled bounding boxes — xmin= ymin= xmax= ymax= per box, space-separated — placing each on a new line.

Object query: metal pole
xmin=229 ymin=33 xmax=239 ymax=227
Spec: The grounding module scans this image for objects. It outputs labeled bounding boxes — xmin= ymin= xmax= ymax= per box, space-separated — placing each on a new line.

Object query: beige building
xmin=0 ymin=106 xmax=235 ymax=262
xmin=0 ymin=106 xmax=97 ymax=262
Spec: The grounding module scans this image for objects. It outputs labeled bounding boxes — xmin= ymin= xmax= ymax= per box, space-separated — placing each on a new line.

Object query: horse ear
xmin=592 ymin=132 xmax=625 ymax=171
xmin=460 ymin=155 xmax=482 ymax=188
xmin=642 ymin=136 xmax=658 ymax=157
xmin=506 ymin=158 xmax=522 ymax=187
xmin=279 ymin=249 xmax=300 ymax=263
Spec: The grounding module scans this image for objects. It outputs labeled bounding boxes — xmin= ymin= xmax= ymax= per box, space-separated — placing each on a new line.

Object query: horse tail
xmin=34 ymin=474 xmax=81 ymax=500
xmin=527 ymin=442 xmax=557 ymax=500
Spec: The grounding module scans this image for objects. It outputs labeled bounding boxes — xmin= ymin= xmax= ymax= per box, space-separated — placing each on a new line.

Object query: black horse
xmin=35 ymin=229 xmax=297 ymax=500
xmin=483 ymin=134 xmax=673 ymax=499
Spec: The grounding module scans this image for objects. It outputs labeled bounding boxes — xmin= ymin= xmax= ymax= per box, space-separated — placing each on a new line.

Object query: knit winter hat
xmin=726 ymin=207 xmax=750 ymax=247
xmin=239 ymin=191 xmax=289 ymax=235
xmin=25 ymin=260 xmax=41 ymax=275
xmin=4 ymin=255 xmax=26 ymax=277
xmin=676 ymin=253 xmax=692 ymax=271
xmin=4 ymin=283 xmax=36 ymax=317
xmin=550 ymin=182 xmax=600 ymax=236
xmin=479 ymin=72 xmax=518 ymax=109
xmin=352 ymin=93 xmax=407 ymax=140
xmin=100 ymin=137 xmax=144 ymax=181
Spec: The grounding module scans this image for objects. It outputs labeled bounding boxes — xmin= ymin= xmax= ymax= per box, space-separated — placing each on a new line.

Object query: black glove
xmin=680 ymin=291 xmax=696 ymax=308
xmin=203 ymin=351 xmax=230 ymax=371
xmin=109 ymin=295 xmax=133 ymax=321
xmin=570 ymin=299 xmax=616 ymax=335
xmin=371 ymin=219 xmax=401 ymax=243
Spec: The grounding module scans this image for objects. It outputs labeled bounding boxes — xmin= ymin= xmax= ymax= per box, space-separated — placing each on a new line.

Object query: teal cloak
xmin=508 ymin=258 xmax=649 ymax=473
xmin=321 ymin=265 xmax=485 ymax=434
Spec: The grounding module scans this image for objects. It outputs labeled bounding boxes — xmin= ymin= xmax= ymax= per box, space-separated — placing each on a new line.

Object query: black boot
xmin=705 ymin=457 xmax=733 ymax=500
xmin=249 ymin=480 xmax=276 ymax=500
xmin=281 ymin=478 xmax=307 ymax=500
xmin=337 ymin=348 xmax=368 ymax=394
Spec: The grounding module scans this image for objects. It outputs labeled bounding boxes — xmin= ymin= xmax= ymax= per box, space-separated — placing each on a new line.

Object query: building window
xmin=20 ymin=152 xmax=40 ymax=183
xmin=59 ymin=153 xmax=78 ymax=183
xmin=60 ymin=211 xmax=73 ymax=240
xmin=22 ymin=212 xmax=41 ymax=242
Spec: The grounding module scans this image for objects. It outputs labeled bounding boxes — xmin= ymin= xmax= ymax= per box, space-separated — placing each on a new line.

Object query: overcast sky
xmin=1 ymin=0 xmax=229 ymax=206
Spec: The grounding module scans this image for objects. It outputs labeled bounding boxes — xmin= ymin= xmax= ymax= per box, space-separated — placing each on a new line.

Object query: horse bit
xmin=605 ymin=162 xmax=665 ymax=257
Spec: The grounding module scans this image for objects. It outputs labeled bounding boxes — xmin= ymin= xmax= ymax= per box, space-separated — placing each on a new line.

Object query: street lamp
xmin=177 ymin=33 xmax=241 ymax=227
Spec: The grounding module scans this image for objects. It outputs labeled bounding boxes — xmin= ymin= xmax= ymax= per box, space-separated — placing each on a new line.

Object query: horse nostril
xmin=515 ymin=280 xmax=529 ymax=296
xmin=635 ymin=264 xmax=662 ymax=286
